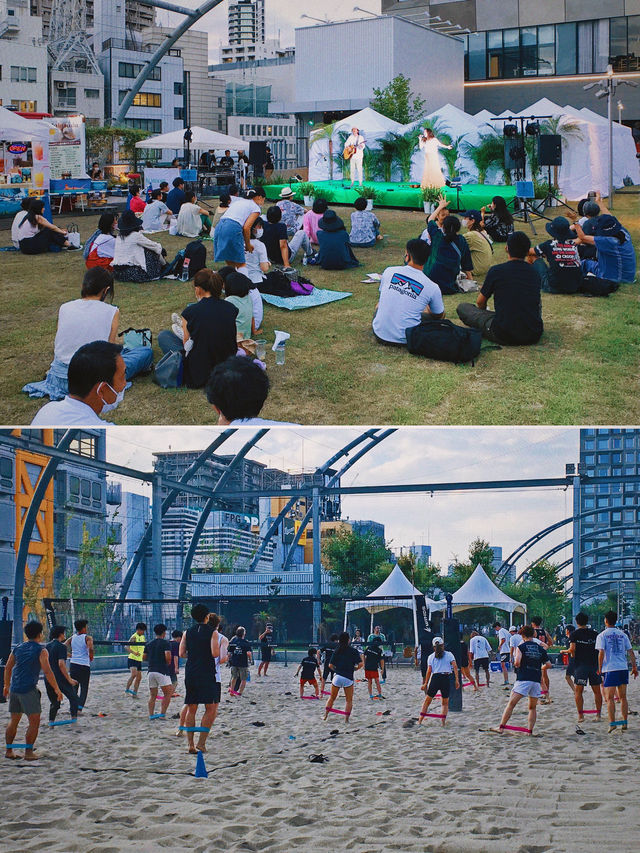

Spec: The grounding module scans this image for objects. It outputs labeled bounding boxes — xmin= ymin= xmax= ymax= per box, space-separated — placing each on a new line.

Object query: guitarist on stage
xmin=344 ymin=126 xmax=366 ymax=188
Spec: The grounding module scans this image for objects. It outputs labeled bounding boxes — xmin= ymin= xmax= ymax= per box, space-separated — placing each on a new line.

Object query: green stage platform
xmin=263 ymin=180 xmax=517 ymax=212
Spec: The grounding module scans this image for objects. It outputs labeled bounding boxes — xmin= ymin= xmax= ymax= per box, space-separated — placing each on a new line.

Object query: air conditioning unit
xmin=55 ymin=81 xmax=66 ymax=89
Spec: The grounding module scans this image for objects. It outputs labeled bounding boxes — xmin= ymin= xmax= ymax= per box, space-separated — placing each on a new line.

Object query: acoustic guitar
xmin=343 ymin=144 xmax=357 ymax=161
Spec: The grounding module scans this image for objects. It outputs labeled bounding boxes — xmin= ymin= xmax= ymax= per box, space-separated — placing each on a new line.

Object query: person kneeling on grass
xmin=144 ymin=623 xmax=174 ymax=719
xmin=372 ymin=238 xmax=445 ymax=347
xmin=23 ymin=268 xmax=152 ymax=402
xmin=4 ymin=620 xmax=62 ymax=761
xmin=349 ymin=197 xmax=382 ymax=248
xmin=419 ymin=636 xmax=459 ymax=726
xmin=492 ymin=625 xmax=551 ymax=736
xmin=456 ymin=231 xmax=543 ymax=346
xmin=296 ymin=648 xmax=321 ymax=698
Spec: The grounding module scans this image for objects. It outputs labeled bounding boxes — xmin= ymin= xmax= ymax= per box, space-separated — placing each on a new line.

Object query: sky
xmin=106 ymin=427 xmax=578 ymax=572
xmin=154 ymin=0 xmax=382 ymax=61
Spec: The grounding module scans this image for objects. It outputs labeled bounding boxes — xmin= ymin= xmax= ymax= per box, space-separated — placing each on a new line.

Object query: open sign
xmin=8 ymin=143 xmax=28 ymax=154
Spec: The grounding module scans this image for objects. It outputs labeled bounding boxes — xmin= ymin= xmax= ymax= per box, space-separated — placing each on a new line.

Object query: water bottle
xmin=302 ymin=254 xmax=308 ymax=266
xmin=180 ymin=257 xmax=190 ymax=282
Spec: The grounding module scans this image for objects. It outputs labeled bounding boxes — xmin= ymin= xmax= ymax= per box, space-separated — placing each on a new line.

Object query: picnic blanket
xmin=261 ymin=288 xmax=352 ymax=310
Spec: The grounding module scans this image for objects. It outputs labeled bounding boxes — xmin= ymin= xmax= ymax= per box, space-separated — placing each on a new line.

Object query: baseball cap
xmin=463 ymin=209 xmax=482 ymax=223
xmin=432 ymin=636 xmax=444 ymax=645
xmin=509 ymin=625 xmax=517 ymax=632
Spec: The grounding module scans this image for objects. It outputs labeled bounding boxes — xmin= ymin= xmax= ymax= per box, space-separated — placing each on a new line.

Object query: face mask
xmin=254 ymin=228 xmax=263 ymax=238
xmin=98 ymin=382 xmax=125 ymax=414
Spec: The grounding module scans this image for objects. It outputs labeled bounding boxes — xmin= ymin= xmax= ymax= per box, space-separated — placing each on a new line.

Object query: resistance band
xmin=179 ymin=726 xmax=211 ymax=733
xmin=48 ymin=718 xmax=77 ymax=727
xmin=325 ymin=708 xmax=350 ymax=716
xmin=420 ymin=712 xmax=446 ymax=719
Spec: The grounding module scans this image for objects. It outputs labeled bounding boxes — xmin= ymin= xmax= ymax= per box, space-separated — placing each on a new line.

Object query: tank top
xmin=16 ymin=215 xmax=39 ymax=241
xmin=185 ymin=622 xmax=217 ymax=682
xmin=10 ymin=640 xmax=42 ymax=693
xmin=128 ymin=633 xmax=145 ymax=662
xmin=70 ymin=633 xmax=91 ymax=666
xmin=53 ymin=299 xmax=118 ymax=365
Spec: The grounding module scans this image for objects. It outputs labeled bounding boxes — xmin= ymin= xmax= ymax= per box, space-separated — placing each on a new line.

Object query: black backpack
xmin=405 ymin=317 xmax=482 ymax=364
xmin=183 ymin=240 xmax=207 ymax=278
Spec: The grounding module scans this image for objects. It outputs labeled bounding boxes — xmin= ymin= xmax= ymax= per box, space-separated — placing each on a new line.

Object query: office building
xmin=31 ymin=0 xmax=155 ymax=42
xmin=577 ymin=428 xmax=640 ymax=609
xmin=409 ymin=544 xmax=432 ymax=563
xmin=219 ymin=0 xmax=284 ymax=64
xmin=106 ymin=485 xmax=150 ymax=598
xmin=382 ymin=1 xmax=640 ymax=118
xmin=0 ymin=0 xmax=48 ymax=113
xmin=352 ymin=520 xmax=386 ymax=543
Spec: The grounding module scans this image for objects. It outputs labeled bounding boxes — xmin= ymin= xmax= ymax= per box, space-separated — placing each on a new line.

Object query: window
xmin=119 ymin=90 xmax=161 ymax=107
xmin=92 ymin=482 xmax=102 ymax=501
xmin=174 ymin=107 xmax=184 ymax=120
xmin=69 ymin=476 xmax=80 ymax=496
xmin=467 ymin=31 xmax=486 ymax=80
xmin=124 ymin=118 xmax=162 ymax=132
xmin=556 ymin=22 xmax=577 ymax=75
xmin=537 ymin=25 xmax=555 ymax=75
xmin=218 ymin=97 xmax=223 ymax=108
xmin=119 ymin=62 xmax=161 ymax=81
xmin=174 ymin=82 xmax=183 ymax=95
xmin=10 ymin=66 xmax=37 ymax=83
xmin=239 ymin=124 xmax=244 ymax=134
xmin=81 ymin=480 xmax=91 ymax=498
xmin=84 ymin=88 xmax=100 ymax=99
xmin=57 ymin=88 xmax=76 ymax=106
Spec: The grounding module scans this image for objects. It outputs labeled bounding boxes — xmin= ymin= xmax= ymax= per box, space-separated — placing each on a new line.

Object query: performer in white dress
xmin=419 ymin=128 xmax=452 ymax=189
xmin=344 ymin=126 xmax=366 ymax=188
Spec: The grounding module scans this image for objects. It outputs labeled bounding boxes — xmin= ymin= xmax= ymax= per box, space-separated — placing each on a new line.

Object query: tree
xmin=322 ymin=528 xmax=392 ymax=597
xmin=371 ymin=74 xmax=426 ymax=125
xmin=59 ymin=525 xmax=120 ymax=600
xmin=526 ymin=559 xmax=564 ymax=594
xmin=462 ymin=132 xmax=504 ymax=184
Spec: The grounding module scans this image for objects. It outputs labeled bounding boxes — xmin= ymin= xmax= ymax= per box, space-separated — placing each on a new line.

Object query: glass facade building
xmin=578 ymin=428 xmax=640 ymax=606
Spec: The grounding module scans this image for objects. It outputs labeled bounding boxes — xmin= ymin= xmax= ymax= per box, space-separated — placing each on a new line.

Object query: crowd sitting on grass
xmin=10 ymin=182 xmax=640 ymax=423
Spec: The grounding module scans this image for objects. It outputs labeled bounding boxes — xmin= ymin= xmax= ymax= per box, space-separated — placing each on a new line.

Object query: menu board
xmin=48 ymin=116 xmax=87 ymax=179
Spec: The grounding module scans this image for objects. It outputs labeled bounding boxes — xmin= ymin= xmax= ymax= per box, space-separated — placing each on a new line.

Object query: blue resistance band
xmin=6 ymin=743 xmax=34 ymax=749
xmin=48 ymin=718 xmax=78 ymax=727
xmin=149 ymin=713 xmax=166 ymax=720
xmin=179 ymin=726 xmax=210 ymax=733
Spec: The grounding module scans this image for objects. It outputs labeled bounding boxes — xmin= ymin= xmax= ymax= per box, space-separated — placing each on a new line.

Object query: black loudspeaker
xmin=504 ymin=138 xmax=526 ymax=171
xmin=538 ymin=134 xmax=562 ymax=167
xmin=442 ymin=617 xmax=462 ymax=712
xmin=249 ymin=140 xmax=267 ymax=176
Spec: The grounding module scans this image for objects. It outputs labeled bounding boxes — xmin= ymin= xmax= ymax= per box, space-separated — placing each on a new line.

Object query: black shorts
xmin=500 ymin=653 xmax=510 ymax=664
xmin=574 ymin=665 xmax=602 ymax=687
xmin=474 ymin=657 xmax=489 ymax=673
xmin=128 ymin=659 xmax=142 ymax=671
xmin=566 ymin=658 xmax=576 ymax=678
xmin=322 ymin=664 xmax=332 ymax=680
xmin=184 ymin=678 xmax=221 ymax=706
xmin=261 ymin=647 xmax=272 ymax=662
xmin=427 ymin=673 xmax=451 ymax=699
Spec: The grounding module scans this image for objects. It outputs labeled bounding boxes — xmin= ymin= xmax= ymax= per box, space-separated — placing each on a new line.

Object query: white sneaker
xmin=171 ymin=312 xmax=182 ymax=326
xmin=172 ymin=322 xmax=185 ymax=340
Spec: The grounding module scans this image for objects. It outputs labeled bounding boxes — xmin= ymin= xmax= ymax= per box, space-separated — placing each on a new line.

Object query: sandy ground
xmin=1 ymin=664 xmax=638 ymax=853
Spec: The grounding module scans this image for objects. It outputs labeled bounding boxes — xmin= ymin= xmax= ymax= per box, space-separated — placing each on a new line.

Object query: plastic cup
xmin=275 ymin=343 xmax=286 ymax=365
xmin=255 ymin=339 xmax=267 ymax=360
xmin=33 ymin=143 xmax=43 ymax=161
xmin=34 ymin=172 xmax=44 ymax=187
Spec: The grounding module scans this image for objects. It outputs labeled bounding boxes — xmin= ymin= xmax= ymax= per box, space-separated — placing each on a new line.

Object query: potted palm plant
xmin=356 ymin=185 xmax=381 ymax=210
xmin=463 ymin=132 xmax=504 ymax=184
xmin=421 ymin=185 xmax=441 ymax=214
xmin=298 ymin=182 xmax=315 ymax=206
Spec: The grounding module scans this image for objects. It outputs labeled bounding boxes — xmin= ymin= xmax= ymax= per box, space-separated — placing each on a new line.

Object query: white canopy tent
xmin=135 ymin=125 xmax=247 ymax=151
xmin=430 ymin=565 xmax=527 ymax=622
xmin=343 ymin=563 xmax=437 ymax=646
xmin=0 ymin=106 xmax=51 ymax=141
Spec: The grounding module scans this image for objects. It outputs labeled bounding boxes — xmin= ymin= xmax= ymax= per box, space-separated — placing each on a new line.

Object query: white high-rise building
xmin=0 ymin=0 xmax=48 ymax=113
xmin=220 ymin=0 xmax=282 ymax=63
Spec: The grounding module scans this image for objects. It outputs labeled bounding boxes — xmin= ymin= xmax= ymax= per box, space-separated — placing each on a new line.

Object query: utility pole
xmin=312 ymin=486 xmax=321 ymax=642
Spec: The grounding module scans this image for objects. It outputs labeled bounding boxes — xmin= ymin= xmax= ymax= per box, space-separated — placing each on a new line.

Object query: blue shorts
xmin=603 ymin=670 xmax=629 ymax=688
xmin=213 ymin=217 xmax=245 ymax=264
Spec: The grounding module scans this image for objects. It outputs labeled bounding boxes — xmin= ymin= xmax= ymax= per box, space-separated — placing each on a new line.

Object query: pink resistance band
xmin=326 ymin=707 xmax=350 ymax=716
xmin=582 ymin=710 xmax=599 ymax=714
xmin=302 ymin=695 xmax=320 ymax=700
xmin=420 ymin=712 xmax=446 ymax=719
xmin=321 ymin=690 xmax=332 ymax=696
xmin=462 ymin=682 xmax=474 ymax=687
xmin=500 ymin=724 xmax=532 ymax=733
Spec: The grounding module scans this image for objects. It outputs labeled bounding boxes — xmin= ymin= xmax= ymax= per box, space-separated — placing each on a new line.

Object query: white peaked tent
xmin=135 ymin=125 xmax=247 ymax=151
xmin=0 ymin=105 xmax=51 ymax=141
xmin=308 ymin=107 xmax=403 ymax=181
xmin=431 ymin=564 xmax=526 ymax=621
xmin=343 ymin=563 xmax=437 ymax=646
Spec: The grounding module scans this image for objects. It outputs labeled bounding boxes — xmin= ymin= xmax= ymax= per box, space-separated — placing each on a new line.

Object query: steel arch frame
xmin=280 ymin=429 xmax=396 ymax=572
xmin=567 ymin=560 xmax=640 ymax=597
xmin=247 ymin=429 xmax=381 ymax=572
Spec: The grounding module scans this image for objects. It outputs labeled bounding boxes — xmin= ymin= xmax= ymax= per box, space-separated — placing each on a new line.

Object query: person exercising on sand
xmin=323 ymin=632 xmax=363 ymax=722
xmin=419 ymin=637 xmax=459 ymax=726
xmin=569 ymin=612 xmax=602 ymax=722
xmin=492 ymin=625 xmax=550 ymax=736
xmin=296 ymin=648 xmax=321 ymax=698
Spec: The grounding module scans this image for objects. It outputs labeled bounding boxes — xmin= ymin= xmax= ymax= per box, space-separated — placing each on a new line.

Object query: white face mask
xmin=98 ymin=382 xmax=125 ymax=414
xmin=254 ymin=228 xmax=263 ymax=239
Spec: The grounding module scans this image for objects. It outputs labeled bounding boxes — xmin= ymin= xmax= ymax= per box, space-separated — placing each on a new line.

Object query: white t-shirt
xmin=420 ymin=227 xmax=431 ymax=245
xmin=142 ymin=199 xmax=171 ymax=232
xmin=496 ymin=628 xmax=511 ymax=657
xmin=595 ymin=627 xmax=632 ymax=672
xmin=176 ymin=202 xmax=203 ymax=238
xmin=229 ymin=417 xmax=300 ymax=426
xmin=372 ymin=264 xmax=444 ymax=345
xmin=53 ymin=299 xmax=118 ymax=364
xmin=15 ymin=215 xmax=39 ymax=242
xmin=427 ymin=650 xmax=456 ymax=674
xmin=91 ymin=233 xmax=116 ymax=259
xmin=470 ymin=635 xmax=491 ymax=659
xmin=345 ymin=133 xmax=365 ymax=154
xmin=221 ymin=198 xmax=261 ymax=226
xmin=509 ymin=633 xmax=523 ymax=652
xmin=244 ymin=238 xmax=269 ymax=284
xmin=31 ymin=396 xmax=109 ymax=426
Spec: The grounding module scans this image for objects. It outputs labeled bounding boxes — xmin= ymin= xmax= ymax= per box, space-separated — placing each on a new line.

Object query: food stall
xmin=0 ymin=105 xmax=52 ymax=215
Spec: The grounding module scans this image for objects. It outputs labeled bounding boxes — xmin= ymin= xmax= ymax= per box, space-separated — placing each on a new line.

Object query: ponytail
xmin=434 ymin=641 xmax=444 ymax=659
xmin=442 ymin=215 xmax=461 ymax=243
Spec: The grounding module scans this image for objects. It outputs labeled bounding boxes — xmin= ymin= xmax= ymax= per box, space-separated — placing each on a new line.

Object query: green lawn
xmin=1 ymin=195 xmax=639 ymax=426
